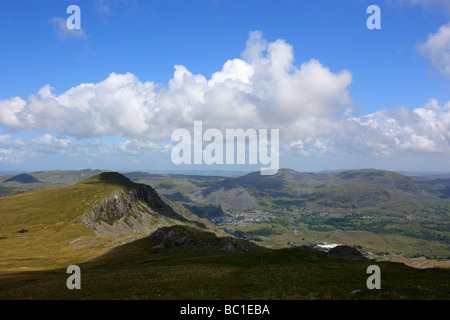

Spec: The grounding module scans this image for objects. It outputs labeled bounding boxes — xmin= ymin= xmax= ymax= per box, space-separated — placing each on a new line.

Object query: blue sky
xmin=0 ymin=0 xmax=449 ymax=173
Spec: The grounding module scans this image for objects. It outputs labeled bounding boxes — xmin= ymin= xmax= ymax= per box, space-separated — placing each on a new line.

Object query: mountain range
xmin=1 ymin=168 xmax=449 ymax=257
xmin=0 ymin=169 xmax=449 ymax=299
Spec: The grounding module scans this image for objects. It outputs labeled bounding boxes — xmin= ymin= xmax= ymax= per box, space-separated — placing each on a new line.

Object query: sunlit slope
xmin=0 ymin=173 xmax=136 ymax=271
xmin=0 ymin=172 xmax=212 ymax=272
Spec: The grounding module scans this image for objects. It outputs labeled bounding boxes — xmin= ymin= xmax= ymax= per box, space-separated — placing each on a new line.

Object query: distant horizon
xmin=2 ymin=166 xmax=450 ymax=178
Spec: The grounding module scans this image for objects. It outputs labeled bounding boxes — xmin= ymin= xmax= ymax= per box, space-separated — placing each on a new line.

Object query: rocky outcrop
xmin=146 ymin=225 xmax=261 ymax=253
xmin=327 ymin=245 xmax=367 ymax=260
xmin=83 ymin=184 xmax=190 ymax=235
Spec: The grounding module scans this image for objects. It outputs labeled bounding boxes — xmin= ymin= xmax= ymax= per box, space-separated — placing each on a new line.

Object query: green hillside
xmin=0 ymin=225 xmax=448 ymax=300
xmin=0 ymin=172 xmax=214 ymax=272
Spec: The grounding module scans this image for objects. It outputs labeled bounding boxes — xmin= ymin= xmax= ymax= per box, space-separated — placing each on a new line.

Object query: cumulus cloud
xmin=1 ymin=31 xmax=449 ymax=164
xmin=418 ymin=24 xmax=450 ymax=78
xmin=356 ymin=99 xmax=450 ymax=153
xmin=284 ymin=98 xmax=450 ymax=156
xmin=0 ymin=31 xmax=352 ymax=142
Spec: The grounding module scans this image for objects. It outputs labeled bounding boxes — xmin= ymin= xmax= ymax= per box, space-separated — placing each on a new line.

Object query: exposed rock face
xmin=327 ymin=245 xmax=367 ymax=260
xmin=83 ymin=184 xmax=189 ymax=235
xmin=146 ymin=225 xmax=260 ymax=253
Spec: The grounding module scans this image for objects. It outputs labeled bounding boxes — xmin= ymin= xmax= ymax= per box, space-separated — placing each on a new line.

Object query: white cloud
xmin=349 ymin=99 xmax=450 ymax=154
xmin=418 ymin=24 xmax=450 ymax=78
xmin=0 ymin=97 xmax=26 ymax=128
xmin=118 ymin=139 xmax=166 ymax=154
xmin=281 ymin=98 xmax=450 ymax=157
xmin=31 ymin=134 xmax=71 ymax=149
xmin=50 ymin=17 xmax=87 ymax=40
xmin=0 ymin=132 xmax=167 ymax=165
xmin=1 ymin=31 xmax=450 ymax=165
xmin=0 ymin=31 xmax=352 ymax=142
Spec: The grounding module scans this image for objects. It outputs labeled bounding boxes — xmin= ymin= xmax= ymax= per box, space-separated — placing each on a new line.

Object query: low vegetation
xmin=0 ymin=170 xmax=449 ymax=300
xmin=1 ymin=232 xmax=448 ymax=300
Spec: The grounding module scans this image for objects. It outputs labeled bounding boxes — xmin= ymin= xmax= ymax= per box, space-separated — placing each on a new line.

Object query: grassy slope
xmin=0 ymin=172 xmax=225 ymax=273
xmin=0 ymin=240 xmax=448 ymax=300
xmin=0 ymin=173 xmax=138 ymax=271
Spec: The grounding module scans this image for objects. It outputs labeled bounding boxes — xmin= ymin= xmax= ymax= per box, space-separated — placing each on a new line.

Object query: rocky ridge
xmin=146 ymin=225 xmax=261 ymax=253
xmin=82 ymin=184 xmax=197 ymax=235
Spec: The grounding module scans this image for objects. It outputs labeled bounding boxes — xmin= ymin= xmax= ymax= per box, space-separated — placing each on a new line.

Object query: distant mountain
xmin=139 ymin=169 xmax=250 ymax=177
xmin=0 ymin=169 xmax=108 ymax=197
xmin=32 ymin=169 xmax=109 ymax=185
xmin=180 ymin=168 xmax=436 ymax=211
xmin=4 ymin=173 xmax=41 ymax=184
xmin=120 ymin=168 xmax=450 ymax=258
xmin=120 ymin=168 xmax=450 ymax=214
xmin=3 ymin=167 xmax=448 ymax=219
